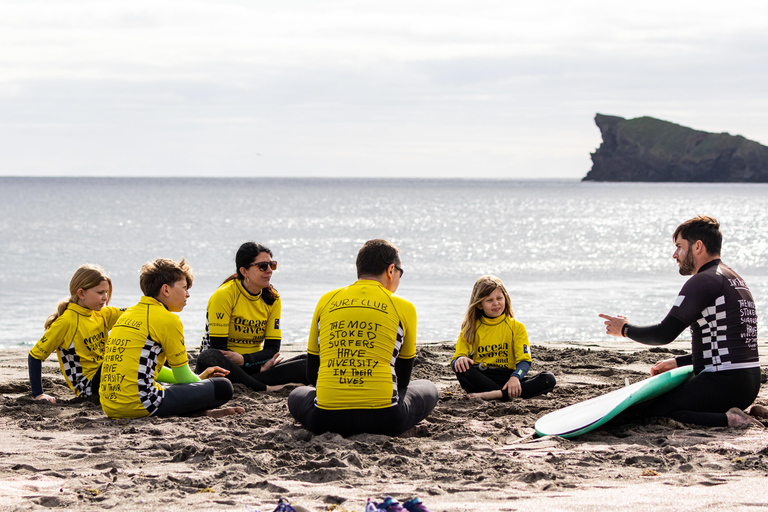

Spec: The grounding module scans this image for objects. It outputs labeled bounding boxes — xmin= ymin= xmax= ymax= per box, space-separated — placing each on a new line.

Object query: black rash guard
xmin=620 ymin=259 xmax=760 ymax=427
xmin=624 ymin=259 xmax=758 ymax=373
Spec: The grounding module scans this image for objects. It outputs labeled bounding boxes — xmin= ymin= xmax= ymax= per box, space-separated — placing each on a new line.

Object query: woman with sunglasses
xmin=195 ymin=241 xmax=308 ymax=392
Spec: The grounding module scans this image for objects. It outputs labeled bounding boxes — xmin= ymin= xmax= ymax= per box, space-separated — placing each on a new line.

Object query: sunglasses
xmin=249 ymin=260 xmax=278 ymax=272
xmin=393 ymin=264 xmax=404 ymax=277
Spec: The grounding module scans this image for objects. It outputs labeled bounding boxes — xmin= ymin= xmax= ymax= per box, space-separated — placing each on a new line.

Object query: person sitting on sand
xmin=288 ymin=239 xmax=439 ymax=437
xmin=451 ymin=275 xmax=556 ymax=401
xmin=99 ymin=258 xmax=243 ymax=419
xmin=195 ymin=242 xmax=308 ymax=392
xmin=28 ymin=264 xmax=122 ymax=402
xmin=600 ymin=216 xmax=763 ymax=428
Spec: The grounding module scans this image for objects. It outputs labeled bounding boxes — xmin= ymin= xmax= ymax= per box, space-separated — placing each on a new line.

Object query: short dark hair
xmin=673 ymin=215 xmax=722 ymax=256
xmin=356 ymin=239 xmax=400 ymax=278
xmin=140 ymin=258 xmax=194 ymax=298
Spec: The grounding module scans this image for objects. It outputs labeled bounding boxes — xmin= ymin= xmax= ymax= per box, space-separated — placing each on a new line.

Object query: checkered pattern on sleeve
xmin=59 ymin=344 xmax=93 ymax=397
xmin=389 ymin=322 xmax=405 ymax=406
xmin=696 ymin=295 xmax=728 ymax=370
xmin=137 ymin=337 xmax=166 ymax=416
xmin=200 ymin=317 xmax=211 ymax=352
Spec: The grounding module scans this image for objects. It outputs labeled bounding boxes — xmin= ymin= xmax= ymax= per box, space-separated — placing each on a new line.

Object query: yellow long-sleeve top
xmin=99 ymin=296 xmax=190 ymax=418
xmin=29 ymin=303 xmax=122 ymax=397
xmin=201 ymin=278 xmax=281 ymax=356
xmin=308 ymin=279 xmax=417 ymax=410
xmin=451 ymin=315 xmax=532 ymax=376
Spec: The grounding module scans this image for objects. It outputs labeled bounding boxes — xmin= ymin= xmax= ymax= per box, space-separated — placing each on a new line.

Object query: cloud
xmin=1 ymin=1 xmax=767 ymax=178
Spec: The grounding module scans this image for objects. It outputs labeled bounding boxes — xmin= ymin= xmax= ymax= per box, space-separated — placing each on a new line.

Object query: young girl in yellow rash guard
xmin=451 ymin=275 xmax=556 ymax=401
xmin=195 ymin=242 xmax=309 ymax=392
xmin=28 ymin=264 xmax=122 ymax=402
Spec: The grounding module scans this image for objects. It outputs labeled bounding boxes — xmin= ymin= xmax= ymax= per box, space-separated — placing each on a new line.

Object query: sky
xmin=2 ymin=0 xmax=767 ymax=179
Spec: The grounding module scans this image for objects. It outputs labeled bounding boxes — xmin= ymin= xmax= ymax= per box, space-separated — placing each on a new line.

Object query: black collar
xmin=697 ymin=258 xmax=721 ymax=274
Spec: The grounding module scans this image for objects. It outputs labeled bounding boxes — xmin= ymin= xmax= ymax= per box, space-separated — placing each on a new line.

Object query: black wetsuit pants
xmin=287 ymin=380 xmax=439 ymax=437
xmin=195 ymin=350 xmax=309 ymax=392
xmin=628 ymin=367 xmax=761 ymax=427
xmin=88 ymin=365 xmax=102 ymax=398
xmin=455 ymin=365 xmax=556 ymax=400
xmin=155 ymin=377 xmax=234 ymax=417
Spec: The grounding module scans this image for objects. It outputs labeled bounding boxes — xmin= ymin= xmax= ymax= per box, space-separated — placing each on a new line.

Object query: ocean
xmin=1 ymin=177 xmax=767 ymax=350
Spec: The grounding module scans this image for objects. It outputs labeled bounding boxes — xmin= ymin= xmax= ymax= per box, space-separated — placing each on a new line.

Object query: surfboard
xmin=534 ymin=365 xmax=694 ymax=439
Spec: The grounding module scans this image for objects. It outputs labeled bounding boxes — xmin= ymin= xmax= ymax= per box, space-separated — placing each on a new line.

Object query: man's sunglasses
xmin=249 ymin=261 xmax=278 ymax=272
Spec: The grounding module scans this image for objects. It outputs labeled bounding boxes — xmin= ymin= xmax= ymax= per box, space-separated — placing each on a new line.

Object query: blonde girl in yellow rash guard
xmin=195 ymin=242 xmax=309 ymax=392
xmin=451 ymin=275 xmax=556 ymax=401
xmin=28 ymin=264 xmax=122 ymax=402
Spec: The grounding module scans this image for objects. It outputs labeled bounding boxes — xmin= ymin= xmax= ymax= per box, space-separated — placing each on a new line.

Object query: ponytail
xmin=262 ymin=285 xmax=279 ymax=306
xmin=44 ymin=299 xmax=74 ymax=330
xmin=221 ymin=273 xmax=238 ymax=286
xmin=44 ymin=264 xmax=112 ymax=330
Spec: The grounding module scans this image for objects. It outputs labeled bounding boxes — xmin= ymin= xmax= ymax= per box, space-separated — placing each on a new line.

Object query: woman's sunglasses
xmin=249 ymin=261 xmax=278 ymax=272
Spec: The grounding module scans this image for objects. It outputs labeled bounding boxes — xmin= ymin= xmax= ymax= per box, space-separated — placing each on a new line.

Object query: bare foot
xmin=266 ymin=384 xmax=288 ymax=392
xmin=748 ymin=404 xmax=768 ymax=419
xmin=398 ymin=423 xmax=428 ymax=438
xmin=203 ymin=406 xmax=245 ymax=418
xmin=467 ymin=390 xmax=502 ymax=401
xmin=726 ymin=407 xmax=762 ymax=428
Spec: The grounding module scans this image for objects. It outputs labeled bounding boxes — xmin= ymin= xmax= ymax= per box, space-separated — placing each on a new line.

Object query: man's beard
xmin=678 ymin=249 xmax=696 ymax=275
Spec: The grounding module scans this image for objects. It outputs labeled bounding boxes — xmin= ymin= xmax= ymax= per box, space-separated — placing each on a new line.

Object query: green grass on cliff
xmin=618 ymin=117 xmax=741 ymax=158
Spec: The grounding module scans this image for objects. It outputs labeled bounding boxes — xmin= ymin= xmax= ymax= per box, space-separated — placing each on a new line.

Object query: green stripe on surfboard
xmin=534 ymin=365 xmax=694 ymax=439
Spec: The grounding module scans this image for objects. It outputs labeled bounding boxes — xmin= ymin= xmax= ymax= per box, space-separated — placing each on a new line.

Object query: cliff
xmin=582 ymin=114 xmax=768 ymax=182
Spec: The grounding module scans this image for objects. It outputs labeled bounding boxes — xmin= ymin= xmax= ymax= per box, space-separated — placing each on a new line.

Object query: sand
xmin=1 ymin=343 xmax=768 ymax=512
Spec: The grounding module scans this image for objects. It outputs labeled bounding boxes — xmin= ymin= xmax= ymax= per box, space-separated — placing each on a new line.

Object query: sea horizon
xmin=2 ymin=177 xmax=766 ymax=349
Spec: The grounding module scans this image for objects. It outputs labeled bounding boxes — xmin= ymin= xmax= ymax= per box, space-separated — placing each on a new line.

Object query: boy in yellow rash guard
xmin=288 ymin=240 xmax=438 ymax=437
xmin=451 ymin=275 xmax=556 ymax=401
xmin=28 ymin=264 xmax=121 ymax=401
xmin=195 ymin=242 xmax=308 ymax=392
xmin=100 ymin=258 xmax=242 ymax=419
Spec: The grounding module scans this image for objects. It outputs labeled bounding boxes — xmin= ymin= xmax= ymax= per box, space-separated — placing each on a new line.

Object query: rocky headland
xmin=583 ymin=114 xmax=768 ymax=182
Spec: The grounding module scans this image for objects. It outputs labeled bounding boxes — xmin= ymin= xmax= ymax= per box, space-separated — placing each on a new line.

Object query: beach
xmin=2 ymin=342 xmax=767 ymax=512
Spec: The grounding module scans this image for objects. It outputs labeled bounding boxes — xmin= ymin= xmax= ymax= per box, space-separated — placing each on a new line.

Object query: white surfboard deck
xmin=535 ymin=365 xmax=693 ymax=438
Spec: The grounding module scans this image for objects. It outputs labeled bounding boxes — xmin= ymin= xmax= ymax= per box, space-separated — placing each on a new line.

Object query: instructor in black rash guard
xmin=599 ymin=216 xmax=763 ymax=428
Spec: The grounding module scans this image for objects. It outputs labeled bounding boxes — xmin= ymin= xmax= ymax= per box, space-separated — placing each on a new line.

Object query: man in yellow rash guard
xmin=288 ymin=239 xmax=438 ymax=437
xmin=100 ymin=258 xmax=242 ymax=419
xmin=29 ymin=304 xmax=122 ymax=398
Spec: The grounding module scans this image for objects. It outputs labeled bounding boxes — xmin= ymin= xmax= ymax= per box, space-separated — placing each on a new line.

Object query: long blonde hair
xmin=459 ymin=275 xmax=513 ymax=344
xmin=45 ymin=264 xmax=112 ymax=329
